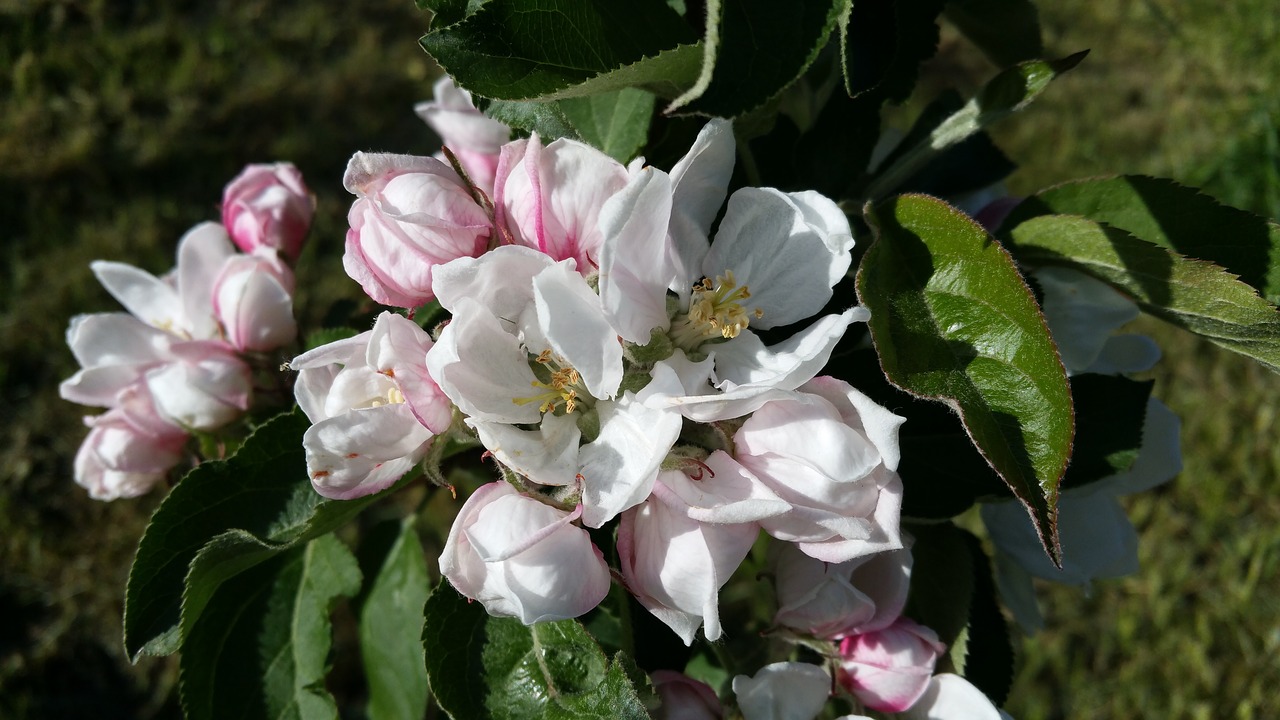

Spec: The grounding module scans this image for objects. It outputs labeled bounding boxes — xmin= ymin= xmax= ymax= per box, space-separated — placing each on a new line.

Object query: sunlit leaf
xmin=858 ymin=194 xmax=1071 ymax=563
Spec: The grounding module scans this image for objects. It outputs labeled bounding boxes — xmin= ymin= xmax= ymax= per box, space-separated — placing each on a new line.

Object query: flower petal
xmin=598 ymin=166 xmax=676 ymax=343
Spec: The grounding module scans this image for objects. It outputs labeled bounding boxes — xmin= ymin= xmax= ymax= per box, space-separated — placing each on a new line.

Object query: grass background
xmin=1 ymin=1 xmax=1277 ymax=718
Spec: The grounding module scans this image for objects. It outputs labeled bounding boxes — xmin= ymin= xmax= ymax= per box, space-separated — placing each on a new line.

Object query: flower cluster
xmin=61 ymin=163 xmax=313 ymax=499
xmin=298 ymin=112 xmax=907 ymax=642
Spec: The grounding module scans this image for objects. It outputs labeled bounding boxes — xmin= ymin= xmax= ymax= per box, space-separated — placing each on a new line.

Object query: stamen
xmin=670 ymin=271 xmax=765 ymax=348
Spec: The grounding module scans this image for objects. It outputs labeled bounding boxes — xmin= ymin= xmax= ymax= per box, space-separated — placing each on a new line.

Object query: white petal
xmin=1035 ymin=266 xmax=1140 ymax=375
xmin=1108 ymin=398 xmax=1182 ymax=495
xmin=90 ymin=261 xmax=183 ymax=332
xmin=470 ymin=414 xmax=582 ymax=487
xmin=598 ymin=167 xmax=676 ymax=343
xmin=902 ymin=674 xmax=1003 ymax=720
xmin=303 ymin=403 xmax=433 ymax=499
xmin=667 ymin=119 xmax=734 ymax=292
xmin=652 ymin=451 xmax=790 ymax=524
xmin=290 ymin=330 xmax=371 ymax=370
xmin=704 ymin=188 xmax=851 ymax=328
xmin=533 ymin=261 xmax=624 ymax=399
xmin=578 ymin=395 xmax=682 ymax=527
xmin=176 ymin=222 xmax=237 ymax=339
xmin=425 ymin=299 xmax=543 ymax=424
xmin=432 ymin=245 xmax=557 ymax=325
xmin=1086 ymin=333 xmax=1162 ymax=375
xmin=713 ymin=307 xmax=867 ymax=389
xmin=732 ymin=662 xmax=831 ymax=720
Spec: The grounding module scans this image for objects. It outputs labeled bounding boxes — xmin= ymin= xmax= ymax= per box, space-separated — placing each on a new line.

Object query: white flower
xmin=426 ymin=246 xmax=681 ymax=527
xmin=773 ymin=542 xmax=913 ymax=640
xmin=291 ymin=311 xmax=451 ymax=499
xmin=440 ymin=481 xmax=611 ymax=623
xmin=597 ymin=119 xmax=864 ymax=421
xmin=734 ymin=376 xmax=905 ymax=563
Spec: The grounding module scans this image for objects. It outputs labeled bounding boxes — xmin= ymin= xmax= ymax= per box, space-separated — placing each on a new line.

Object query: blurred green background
xmin=1 ymin=1 xmax=1276 ymax=718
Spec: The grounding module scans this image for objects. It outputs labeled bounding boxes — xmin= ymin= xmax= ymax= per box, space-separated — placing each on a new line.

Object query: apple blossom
xmin=652 ymin=671 xmax=724 ymax=720
xmin=89 ymin=222 xmax=236 ymax=342
xmin=597 ymin=120 xmax=864 ymax=421
xmin=211 ymin=250 xmax=297 ymax=353
xmin=439 ymin=482 xmax=610 ymax=623
xmin=617 ymin=488 xmax=760 ymax=644
xmin=341 ymin=151 xmax=492 ymax=308
xmin=734 ymin=376 xmax=905 ymax=563
xmin=221 ymin=162 xmax=314 ymax=261
xmin=731 ymin=662 xmax=831 ymax=720
xmin=414 ymin=76 xmax=510 ymax=195
xmin=773 ymin=542 xmax=913 ymax=639
xmin=837 ymin=617 xmax=945 ymax=713
xmin=145 ymin=340 xmax=253 ymax=431
xmin=493 ymin=133 xmax=632 ymax=272
xmin=426 ymin=246 xmax=681 ymax=527
xmin=60 ymin=313 xmax=177 ymax=408
xmin=291 ymin=311 xmax=451 ymax=499
xmin=74 ymin=383 xmax=188 ymax=501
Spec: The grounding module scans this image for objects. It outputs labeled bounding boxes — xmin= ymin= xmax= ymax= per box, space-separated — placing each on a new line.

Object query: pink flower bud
xmin=212 ymin=251 xmax=297 ymax=352
xmin=493 ymin=134 xmax=630 ymax=272
xmin=440 ymin=482 xmax=610 ymax=624
xmin=74 ymin=384 xmax=187 ymax=500
xmin=837 ymin=617 xmax=945 ymax=713
xmin=342 ymin=152 xmax=492 ymax=308
xmin=221 ymin=163 xmax=314 ymax=261
xmin=652 ymin=671 xmax=723 ymax=720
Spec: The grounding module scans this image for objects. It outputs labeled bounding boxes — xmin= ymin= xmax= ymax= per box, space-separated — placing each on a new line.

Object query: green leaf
xmin=179 ymin=534 xmax=362 ymax=720
xmin=1001 ymin=175 xmax=1280 ymax=304
xmin=421 ymin=0 xmax=487 ymax=29
xmin=858 ymin=194 xmax=1072 ymax=563
xmin=865 ymin=52 xmax=1087 ymax=201
xmin=558 ymin=88 xmax=656 ymax=163
xmin=419 ymin=0 xmax=697 ymax=102
xmin=841 ymin=0 xmax=946 ymax=102
xmin=361 ymin=518 xmax=432 ymax=720
xmin=124 ymin=408 xmax=413 ymax=660
xmin=483 ymin=99 xmax=582 ymax=141
xmin=1005 ymin=214 xmax=1280 ymax=374
xmin=669 ymin=0 xmax=848 ymax=117
xmin=943 ymin=0 xmax=1043 ymax=67
xmin=423 ymin=581 xmax=651 ymax=720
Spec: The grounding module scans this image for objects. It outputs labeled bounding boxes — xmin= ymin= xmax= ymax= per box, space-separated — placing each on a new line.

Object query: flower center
xmin=512 ymin=349 xmax=586 ymax=415
xmin=369 ymin=386 xmax=406 ymax=407
xmin=669 ymin=270 xmax=764 ymax=349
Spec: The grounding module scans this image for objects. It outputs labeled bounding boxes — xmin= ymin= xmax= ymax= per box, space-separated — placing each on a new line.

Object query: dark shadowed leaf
xmin=841 ymin=0 xmax=946 ymax=102
xmin=419 ymin=0 xmax=697 ymax=101
xmin=669 ymin=0 xmax=848 ymax=118
xmin=178 ymin=534 xmax=361 ymax=720
xmin=1005 ymin=214 xmax=1280 ymax=374
xmin=866 ymin=52 xmax=1086 ymax=201
xmin=1001 ymin=175 xmax=1280 ymax=304
xmin=944 ymin=0 xmax=1043 ymax=67
xmin=858 ymin=195 xmax=1071 ymax=563
xmin=124 ymin=409 xmax=414 ymax=659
